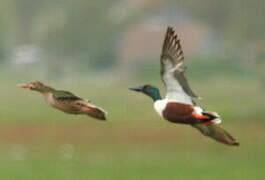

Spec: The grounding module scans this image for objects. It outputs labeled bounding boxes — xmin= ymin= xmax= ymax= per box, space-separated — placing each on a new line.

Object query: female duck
xmin=19 ymin=81 xmax=107 ymax=120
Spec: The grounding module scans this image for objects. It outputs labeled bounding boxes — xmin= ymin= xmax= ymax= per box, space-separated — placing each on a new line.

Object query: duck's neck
xmin=148 ymin=91 xmax=162 ymax=102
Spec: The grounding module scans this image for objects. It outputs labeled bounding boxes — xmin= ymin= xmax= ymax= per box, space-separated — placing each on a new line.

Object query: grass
xmin=0 ymin=59 xmax=265 ymax=179
xmin=0 ymin=129 xmax=264 ymax=180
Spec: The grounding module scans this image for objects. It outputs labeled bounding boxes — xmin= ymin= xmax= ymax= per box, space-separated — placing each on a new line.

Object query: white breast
xmin=153 ymin=99 xmax=168 ymax=117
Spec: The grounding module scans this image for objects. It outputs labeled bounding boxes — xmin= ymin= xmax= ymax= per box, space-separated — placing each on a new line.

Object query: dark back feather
xmin=53 ymin=90 xmax=82 ymax=101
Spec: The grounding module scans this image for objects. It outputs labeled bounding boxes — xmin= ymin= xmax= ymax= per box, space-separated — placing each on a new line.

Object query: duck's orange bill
xmin=17 ymin=83 xmax=33 ymax=89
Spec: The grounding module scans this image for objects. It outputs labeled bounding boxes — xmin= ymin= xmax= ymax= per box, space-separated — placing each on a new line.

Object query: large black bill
xmin=129 ymin=86 xmax=144 ymax=92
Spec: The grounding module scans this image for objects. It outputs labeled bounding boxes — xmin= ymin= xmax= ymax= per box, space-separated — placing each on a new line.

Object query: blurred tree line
xmin=0 ymin=0 xmax=264 ymax=74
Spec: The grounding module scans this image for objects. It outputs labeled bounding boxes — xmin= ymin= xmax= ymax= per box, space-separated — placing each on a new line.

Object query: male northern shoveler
xmin=18 ymin=81 xmax=107 ymax=120
xmin=130 ymin=26 xmax=239 ymax=146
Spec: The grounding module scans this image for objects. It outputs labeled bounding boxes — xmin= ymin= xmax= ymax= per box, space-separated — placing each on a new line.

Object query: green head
xmin=18 ymin=81 xmax=54 ymax=93
xmin=129 ymin=85 xmax=162 ymax=101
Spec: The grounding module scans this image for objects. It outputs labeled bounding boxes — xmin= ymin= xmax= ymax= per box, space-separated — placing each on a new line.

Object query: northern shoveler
xmin=130 ymin=26 xmax=239 ymax=146
xmin=18 ymin=81 xmax=107 ymax=120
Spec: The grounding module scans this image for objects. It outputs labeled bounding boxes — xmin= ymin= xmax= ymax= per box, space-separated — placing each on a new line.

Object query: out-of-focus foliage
xmin=1 ymin=0 xmax=164 ymax=72
xmin=0 ymin=0 xmax=263 ymax=72
xmin=179 ymin=0 xmax=265 ymax=42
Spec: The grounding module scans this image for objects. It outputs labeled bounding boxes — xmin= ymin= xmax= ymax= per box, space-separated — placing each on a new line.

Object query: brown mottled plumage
xmin=18 ymin=81 xmax=107 ymax=120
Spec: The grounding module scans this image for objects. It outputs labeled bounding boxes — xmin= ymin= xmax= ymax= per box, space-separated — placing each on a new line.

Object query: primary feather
xmin=160 ymin=27 xmax=199 ymax=105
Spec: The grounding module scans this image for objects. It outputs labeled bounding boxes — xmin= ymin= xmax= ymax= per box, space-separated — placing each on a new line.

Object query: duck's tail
xmin=193 ymin=107 xmax=221 ymax=126
xmin=198 ymin=112 xmax=222 ymax=126
xmin=80 ymin=101 xmax=107 ymax=120
xmin=86 ymin=106 xmax=107 ymax=120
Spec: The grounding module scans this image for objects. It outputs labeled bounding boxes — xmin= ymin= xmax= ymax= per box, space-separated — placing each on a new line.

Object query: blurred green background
xmin=0 ymin=0 xmax=265 ymax=179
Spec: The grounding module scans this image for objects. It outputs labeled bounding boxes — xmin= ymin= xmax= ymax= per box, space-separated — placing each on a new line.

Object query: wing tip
xmin=167 ymin=26 xmax=174 ymax=33
xmin=191 ymin=124 xmax=240 ymax=147
xmin=162 ymin=25 xmax=184 ymax=59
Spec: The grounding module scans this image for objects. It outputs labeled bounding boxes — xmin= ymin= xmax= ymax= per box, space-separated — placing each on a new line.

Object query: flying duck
xmin=18 ymin=81 xmax=107 ymax=120
xmin=130 ymin=26 xmax=239 ymax=146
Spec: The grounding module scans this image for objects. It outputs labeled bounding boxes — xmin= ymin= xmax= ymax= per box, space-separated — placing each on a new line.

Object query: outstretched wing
xmin=191 ymin=124 xmax=239 ymax=146
xmin=53 ymin=90 xmax=82 ymax=101
xmin=160 ymin=26 xmax=199 ymax=104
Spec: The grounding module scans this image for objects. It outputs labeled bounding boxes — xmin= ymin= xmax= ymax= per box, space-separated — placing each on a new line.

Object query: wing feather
xmin=160 ymin=26 xmax=199 ymax=104
xmin=53 ymin=90 xmax=82 ymax=101
xmin=191 ymin=124 xmax=239 ymax=146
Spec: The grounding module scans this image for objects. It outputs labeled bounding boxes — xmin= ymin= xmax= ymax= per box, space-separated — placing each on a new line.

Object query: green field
xmin=1 ymin=60 xmax=265 ymax=180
